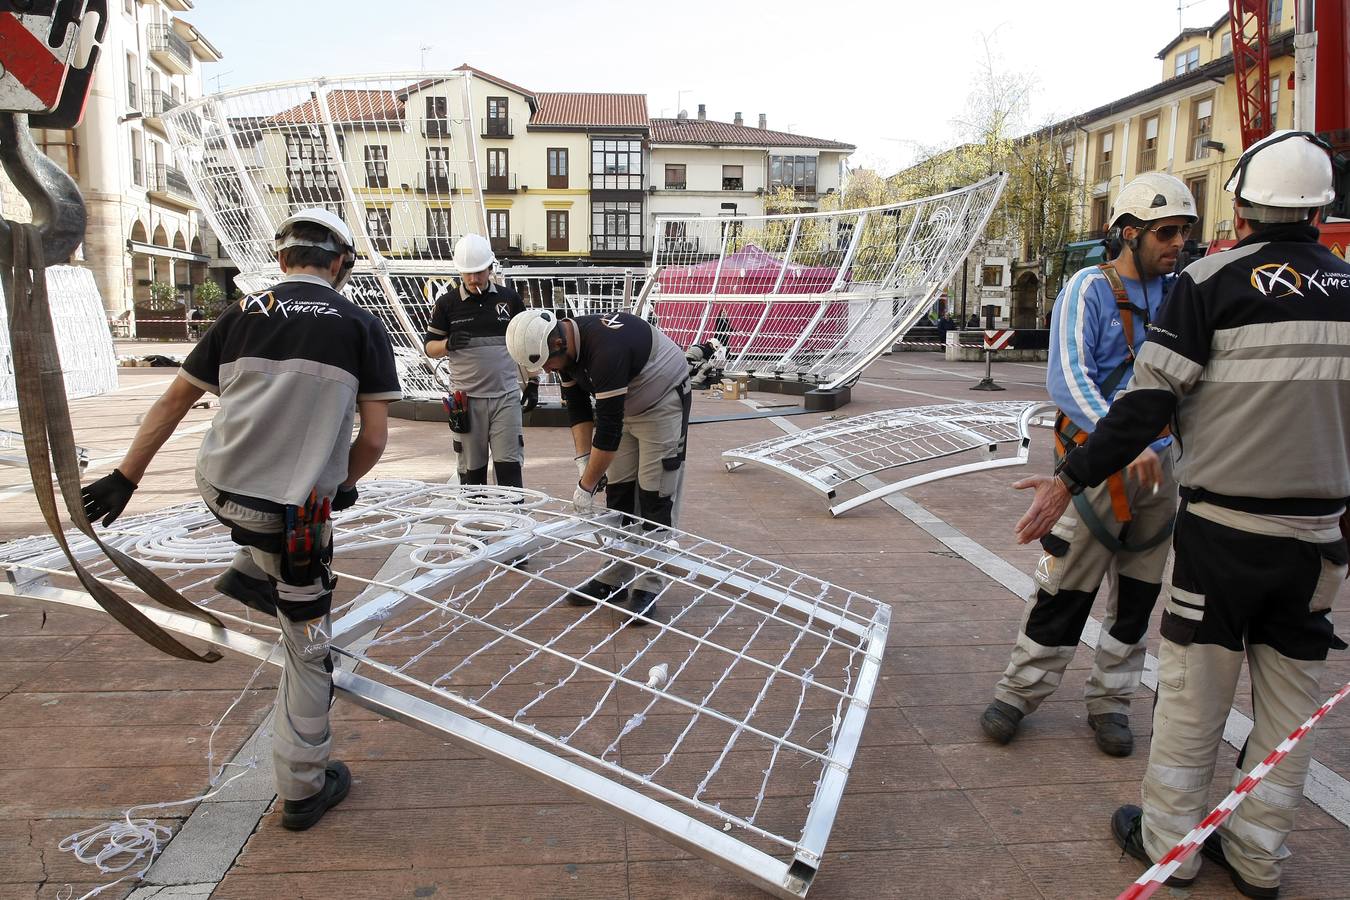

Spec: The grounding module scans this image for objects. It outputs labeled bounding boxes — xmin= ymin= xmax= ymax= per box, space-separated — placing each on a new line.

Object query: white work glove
xmin=574 ymin=453 xmax=590 ymax=476
xmin=572 ymin=476 xmax=606 ymax=515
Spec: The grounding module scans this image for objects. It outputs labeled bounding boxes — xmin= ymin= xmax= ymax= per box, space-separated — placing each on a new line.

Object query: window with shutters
xmin=1137 ymin=115 xmax=1159 ymax=172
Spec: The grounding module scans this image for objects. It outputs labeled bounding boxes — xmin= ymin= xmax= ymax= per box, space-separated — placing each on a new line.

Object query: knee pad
xmin=606 ymin=480 xmax=637 ymax=516
xmin=276 ymin=576 xmax=333 ymax=623
xmin=1025 ymin=587 xmax=1097 ymax=647
xmin=460 ymin=466 xmax=489 ymax=486
xmin=637 ymin=487 xmax=674 ymax=529
xmin=1110 ymin=576 xmax=1162 ymax=645
xmin=493 ymin=461 xmax=523 ymax=489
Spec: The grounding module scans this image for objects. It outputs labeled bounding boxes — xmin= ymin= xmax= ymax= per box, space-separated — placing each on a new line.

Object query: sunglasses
xmin=1148 ymin=223 xmax=1193 ymax=242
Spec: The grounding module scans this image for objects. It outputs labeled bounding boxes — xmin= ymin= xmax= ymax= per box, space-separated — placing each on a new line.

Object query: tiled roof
xmin=649 ymin=118 xmax=854 ymax=151
xmin=532 ymin=92 xmax=648 ymax=128
xmin=453 ymin=64 xmax=535 ymax=100
xmin=269 ymin=90 xmax=403 ymax=125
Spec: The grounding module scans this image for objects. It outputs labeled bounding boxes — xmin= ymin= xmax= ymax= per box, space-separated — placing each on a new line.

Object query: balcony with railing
xmin=286 ymin=169 xmax=343 ymax=203
xmin=148 ymin=24 xmax=193 ymax=75
xmin=148 ymin=163 xmax=196 ymax=207
xmin=481 ymin=117 xmax=514 ymax=138
xmin=489 ymin=232 xmax=522 ymax=252
xmin=414 ymin=236 xmax=456 ymax=258
xmin=591 ymin=234 xmax=645 ymax=256
xmin=422 ymin=118 xmax=452 ymax=139
xmin=419 ymin=170 xmax=456 ymax=194
xmin=1137 ymin=146 xmax=1157 ymax=172
xmin=484 ymin=172 xmax=517 ymax=194
xmin=143 ymin=89 xmax=178 ymax=132
xmin=1094 ymin=159 xmax=1113 ymax=183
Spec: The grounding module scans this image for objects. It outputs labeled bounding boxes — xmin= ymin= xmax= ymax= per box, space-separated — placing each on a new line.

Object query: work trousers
xmin=1141 ymin=502 xmax=1346 ymax=888
xmin=595 ymin=383 xmax=691 ymax=595
xmin=196 ymin=466 xmax=336 ymax=802
xmin=994 ymin=453 xmax=1176 ymax=717
xmin=454 ymin=390 xmax=523 ymax=487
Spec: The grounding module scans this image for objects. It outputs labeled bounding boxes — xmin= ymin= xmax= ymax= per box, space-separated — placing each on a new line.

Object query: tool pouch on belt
xmin=443 ymin=390 xmax=471 ymax=434
xmin=281 ymin=490 xmax=333 ymax=586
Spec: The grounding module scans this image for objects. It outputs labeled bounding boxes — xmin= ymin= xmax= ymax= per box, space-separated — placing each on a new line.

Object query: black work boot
xmin=979 ymin=700 xmax=1024 ymax=744
xmin=567 ymin=578 xmax=628 ymax=607
xmin=1202 ymin=832 xmax=1280 ymax=898
xmin=214 ymin=568 xmax=279 ymax=617
xmin=1088 ymin=712 xmax=1134 ymax=757
xmin=1111 ymin=804 xmax=1196 ymax=887
xmin=626 ymin=589 xmax=658 ymax=626
xmin=281 ymin=761 xmax=351 ymax=831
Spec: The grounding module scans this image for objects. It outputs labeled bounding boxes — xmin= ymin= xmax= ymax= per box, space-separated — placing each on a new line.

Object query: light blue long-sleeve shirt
xmin=1047 ymin=265 xmax=1173 ymax=453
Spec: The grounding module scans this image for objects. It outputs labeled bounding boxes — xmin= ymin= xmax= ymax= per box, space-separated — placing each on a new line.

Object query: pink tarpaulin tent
xmin=656 ymin=244 xmax=839 ymax=295
xmin=653 ymin=246 xmax=847 ymax=354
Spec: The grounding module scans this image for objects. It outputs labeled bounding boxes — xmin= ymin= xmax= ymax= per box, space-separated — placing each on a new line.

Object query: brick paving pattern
xmin=2 ymin=348 xmax=1347 ymax=899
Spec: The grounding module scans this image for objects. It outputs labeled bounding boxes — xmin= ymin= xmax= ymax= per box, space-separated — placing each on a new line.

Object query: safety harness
xmin=1052 ymin=263 xmax=1173 ymax=554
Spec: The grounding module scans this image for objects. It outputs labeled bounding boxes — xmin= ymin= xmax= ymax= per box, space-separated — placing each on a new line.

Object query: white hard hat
xmin=1109 ymin=173 xmax=1197 ymax=228
xmin=275 ymin=207 xmax=357 ymax=289
xmin=453 ymin=233 xmax=496 ymax=275
xmin=505 ymin=308 xmax=562 ymax=373
xmin=1224 ymin=130 xmax=1335 ymax=222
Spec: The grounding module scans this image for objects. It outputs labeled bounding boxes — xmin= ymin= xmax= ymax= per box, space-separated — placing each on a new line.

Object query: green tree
xmin=146 ymin=281 xmax=178 ymax=312
xmin=194 ymin=280 xmax=226 ymax=318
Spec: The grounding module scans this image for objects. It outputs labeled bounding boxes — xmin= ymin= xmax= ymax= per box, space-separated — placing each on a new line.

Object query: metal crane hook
xmin=0 ymin=111 xmax=87 ymax=267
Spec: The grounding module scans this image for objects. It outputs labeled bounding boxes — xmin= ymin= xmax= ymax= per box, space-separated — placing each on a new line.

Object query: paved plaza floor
xmin=2 ymin=346 xmax=1348 ymax=899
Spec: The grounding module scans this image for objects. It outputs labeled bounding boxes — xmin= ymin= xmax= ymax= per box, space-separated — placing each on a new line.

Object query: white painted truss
xmin=640 ymin=175 xmax=1007 ymax=390
xmin=724 ymin=401 xmax=1057 ymax=516
xmin=164 ymin=74 xmax=1005 ymax=399
xmin=0 ymin=265 xmax=118 ymax=409
xmin=0 ymin=480 xmax=889 ymax=898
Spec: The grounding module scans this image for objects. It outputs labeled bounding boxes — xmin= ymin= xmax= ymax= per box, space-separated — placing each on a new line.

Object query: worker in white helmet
xmin=82 ymin=207 xmax=402 ymax=831
xmin=1016 ymin=131 xmax=1350 ymax=896
xmin=423 ymin=234 xmax=537 ymax=487
xmin=505 ymin=308 xmax=689 ymax=625
xmin=981 ymin=172 xmax=1197 ymax=759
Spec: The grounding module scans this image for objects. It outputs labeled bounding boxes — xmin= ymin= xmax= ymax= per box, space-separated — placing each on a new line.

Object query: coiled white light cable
xmin=56 ymin=640 xmax=280 ymax=899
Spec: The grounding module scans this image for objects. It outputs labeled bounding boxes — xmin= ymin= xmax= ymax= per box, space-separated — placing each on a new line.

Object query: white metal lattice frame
xmin=641 ymin=175 xmax=1007 ymax=390
xmin=0 ymin=481 xmax=889 ymax=898
xmin=724 ymin=401 xmax=1057 ymax=516
xmin=0 ymin=265 xmax=118 ymax=409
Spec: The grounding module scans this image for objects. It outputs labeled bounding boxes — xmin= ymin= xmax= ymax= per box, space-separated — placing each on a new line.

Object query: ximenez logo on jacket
xmin=1250 ymin=262 xmax=1350 ymax=298
xmin=240 ymin=292 xmax=340 ymax=319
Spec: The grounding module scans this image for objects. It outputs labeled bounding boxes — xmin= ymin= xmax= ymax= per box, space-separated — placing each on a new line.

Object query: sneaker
xmin=1110 ymin=804 xmax=1195 ymax=887
xmin=214 ymin=568 xmax=278 ymax=617
xmin=281 ymin=760 xmax=351 ymax=831
xmin=1088 ymin=712 xmax=1134 ymax=757
xmin=567 ymin=578 xmax=627 ymax=607
xmin=1202 ymin=832 xmax=1280 ymax=898
xmin=979 ymin=700 xmax=1024 ymax=744
xmin=626 ymin=589 xmax=658 ymax=626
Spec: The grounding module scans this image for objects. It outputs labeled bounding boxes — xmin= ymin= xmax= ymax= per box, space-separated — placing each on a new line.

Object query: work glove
xmin=574 ymin=453 xmax=590 ymax=476
xmin=81 ymin=469 xmax=137 ymax=527
xmin=521 ymin=381 xmax=539 ymax=413
xmin=446 ymin=330 xmax=472 ymax=352
xmin=572 ymin=476 xmax=607 ymax=515
xmin=332 ymin=484 xmax=359 ymax=512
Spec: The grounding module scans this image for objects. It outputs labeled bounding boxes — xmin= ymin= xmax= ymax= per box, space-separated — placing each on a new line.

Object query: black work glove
xmin=332 ymin=485 xmax=359 ymax=512
xmin=521 ymin=381 xmax=539 ymax=413
xmin=446 ymin=331 xmax=471 ymax=352
xmin=81 ymin=469 xmax=137 ymax=527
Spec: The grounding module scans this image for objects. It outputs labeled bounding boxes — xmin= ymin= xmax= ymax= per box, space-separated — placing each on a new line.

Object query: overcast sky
xmin=182 ymin=0 xmax=1232 ymax=174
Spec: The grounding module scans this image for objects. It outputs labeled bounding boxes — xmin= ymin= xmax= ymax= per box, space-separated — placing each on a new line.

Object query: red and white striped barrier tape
xmin=1117 ymin=680 xmax=1350 ymax=900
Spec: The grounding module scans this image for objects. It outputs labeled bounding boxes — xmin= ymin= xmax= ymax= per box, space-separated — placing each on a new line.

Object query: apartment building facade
xmin=25 ymin=0 xmax=223 ymax=325
xmin=648 ymin=106 xmax=854 ymax=249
